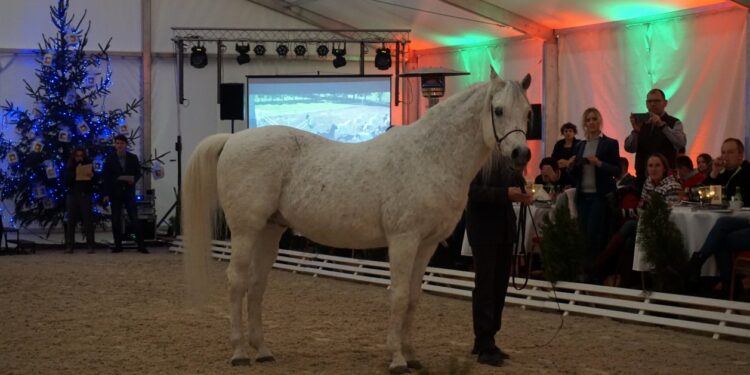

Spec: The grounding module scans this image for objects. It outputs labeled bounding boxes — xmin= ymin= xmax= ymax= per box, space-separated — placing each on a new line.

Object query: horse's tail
xmin=182 ymin=133 xmax=232 ymax=306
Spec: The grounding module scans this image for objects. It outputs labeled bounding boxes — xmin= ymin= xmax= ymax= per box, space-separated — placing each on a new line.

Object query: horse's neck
xmin=410 ymin=84 xmax=492 ymax=183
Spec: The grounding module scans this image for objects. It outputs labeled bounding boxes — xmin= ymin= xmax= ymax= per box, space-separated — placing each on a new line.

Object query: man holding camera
xmin=624 ymin=89 xmax=686 ymax=191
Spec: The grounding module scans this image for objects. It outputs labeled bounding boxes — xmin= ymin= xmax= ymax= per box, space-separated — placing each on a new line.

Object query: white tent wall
xmin=410 ymin=38 xmax=545 ymax=178
xmin=557 ymin=6 xmax=748 ymax=173
xmin=0 ymin=0 xmax=142 ymax=52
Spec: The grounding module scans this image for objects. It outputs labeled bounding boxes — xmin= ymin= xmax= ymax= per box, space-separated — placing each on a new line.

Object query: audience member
xmin=592 ymin=153 xmax=681 ymax=286
xmin=696 ymin=153 xmax=712 ymax=175
xmin=102 ymin=134 xmax=147 ymax=253
xmin=534 ymin=157 xmax=572 ymax=196
xmin=703 ymin=138 xmax=750 ymax=205
xmin=685 ymin=139 xmax=749 ymax=298
xmin=64 ymin=146 xmax=96 ymax=253
xmin=624 ymin=89 xmax=686 ymax=190
xmin=567 ymin=107 xmax=621 ymax=265
xmin=675 ymin=155 xmax=704 ymax=200
xmin=550 ymin=122 xmax=581 ymax=170
xmin=616 ymin=157 xmax=636 ymax=189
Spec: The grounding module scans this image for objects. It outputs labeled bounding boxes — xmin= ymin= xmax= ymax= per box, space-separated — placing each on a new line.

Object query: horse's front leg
xmin=386 ymin=235 xmax=421 ymax=374
xmin=246 ymin=225 xmax=283 ymax=362
xmin=227 ymin=233 xmax=258 ymax=366
xmin=401 ymin=241 xmax=439 ymax=370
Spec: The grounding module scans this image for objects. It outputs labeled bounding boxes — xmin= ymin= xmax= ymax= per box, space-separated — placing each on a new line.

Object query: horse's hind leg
xmin=227 ymin=231 xmax=259 ymax=366
xmin=386 ymin=234 xmax=420 ymax=374
xmin=246 ymin=224 xmax=283 ymax=362
xmin=402 ymin=241 xmax=439 ymax=370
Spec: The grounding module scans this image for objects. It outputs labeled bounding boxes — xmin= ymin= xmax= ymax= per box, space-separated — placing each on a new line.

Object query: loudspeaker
xmin=220 ymin=83 xmax=244 ymax=120
xmin=527 ymin=103 xmax=542 ymax=140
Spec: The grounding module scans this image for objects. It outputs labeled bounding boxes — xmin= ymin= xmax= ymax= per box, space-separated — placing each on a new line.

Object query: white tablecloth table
xmin=633 ymin=207 xmax=750 ymax=276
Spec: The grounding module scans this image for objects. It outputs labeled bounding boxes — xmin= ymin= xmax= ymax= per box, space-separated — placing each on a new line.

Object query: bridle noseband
xmin=491 ymin=106 xmax=527 ymax=146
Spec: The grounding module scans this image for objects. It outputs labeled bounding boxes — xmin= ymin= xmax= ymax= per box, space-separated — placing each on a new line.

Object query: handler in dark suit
xmin=567 ymin=107 xmax=621 ymax=266
xmin=102 ymin=134 xmax=147 ymax=253
xmin=465 ymin=153 xmax=532 ymax=367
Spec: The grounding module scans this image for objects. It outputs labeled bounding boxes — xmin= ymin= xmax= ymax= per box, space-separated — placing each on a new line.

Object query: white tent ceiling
xmin=252 ymin=0 xmax=742 ymax=49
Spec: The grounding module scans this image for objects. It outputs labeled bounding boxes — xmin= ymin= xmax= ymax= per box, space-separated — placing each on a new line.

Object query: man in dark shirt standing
xmin=624 ymin=89 xmax=686 ymax=190
xmin=102 ymin=134 xmax=147 ymax=253
xmin=466 ymin=153 xmax=532 ymax=367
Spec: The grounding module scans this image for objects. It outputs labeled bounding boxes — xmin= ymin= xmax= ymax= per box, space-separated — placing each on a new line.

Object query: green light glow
xmin=455 ymin=45 xmax=503 ymax=87
xmin=433 ymin=33 xmax=498 ymax=48
xmin=598 ymin=3 xmax=677 ymax=21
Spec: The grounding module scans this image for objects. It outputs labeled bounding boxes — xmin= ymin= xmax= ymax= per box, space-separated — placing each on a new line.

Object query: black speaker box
xmin=527 ymin=103 xmax=542 ymax=140
xmin=220 ymin=83 xmax=244 ymax=120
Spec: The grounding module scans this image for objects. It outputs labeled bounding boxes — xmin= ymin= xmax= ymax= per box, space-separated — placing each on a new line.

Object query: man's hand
xmin=508 ymin=187 xmax=533 ymax=205
xmin=568 ymin=155 xmax=577 ymax=166
xmin=557 ymin=159 xmax=569 ymax=169
xmin=711 ymin=156 xmax=725 ymax=178
xmin=648 ymin=112 xmax=664 ymax=128
xmin=630 ymin=114 xmax=641 ymax=133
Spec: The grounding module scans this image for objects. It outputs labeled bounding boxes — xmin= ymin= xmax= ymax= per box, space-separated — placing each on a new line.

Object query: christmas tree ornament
xmin=93 ymin=156 xmax=104 ymax=173
xmin=63 ymin=90 xmax=77 ymax=105
xmin=43 ymin=198 xmax=56 ymax=209
xmin=33 ymin=184 xmax=47 ymax=199
xmin=118 ymin=123 xmax=129 ymax=134
xmin=58 ymin=128 xmax=70 ymax=142
xmin=152 ymin=162 xmax=165 ymax=179
xmin=65 ymin=30 xmax=80 ymax=47
xmin=32 ymin=139 xmax=44 ymax=153
xmin=43 ymin=53 xmax=54 ymax=66
xmin=6 ymin=151 xmax=18 ymax=164
xmin=76 ymin=120 xmax=90 ymax=135
xmin=43 ymin=160 xmax=58 ymax=179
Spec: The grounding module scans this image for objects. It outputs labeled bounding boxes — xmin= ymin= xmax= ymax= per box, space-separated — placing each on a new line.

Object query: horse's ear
xmin=521 ymin=74 xmax=531 ymax=90
xmin=490 ymin=66 xmax=498 ymax=79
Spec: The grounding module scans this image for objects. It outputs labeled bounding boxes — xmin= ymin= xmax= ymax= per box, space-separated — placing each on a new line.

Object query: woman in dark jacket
xmin=64 ymin=146 xmax=95 ymax=253
xmin=550 ymin=122 xmax=581 ymax=171
xmin=567 ymin=108 xmax=621 ymax=268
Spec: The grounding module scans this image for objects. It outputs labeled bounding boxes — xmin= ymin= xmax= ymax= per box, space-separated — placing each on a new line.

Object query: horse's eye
xmin=494 ymin=107 xmax=503 ymax=117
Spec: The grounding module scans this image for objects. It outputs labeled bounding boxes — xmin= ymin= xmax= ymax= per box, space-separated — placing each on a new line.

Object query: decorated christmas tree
xmin=0 ymin=0 xmax=142 ymax=232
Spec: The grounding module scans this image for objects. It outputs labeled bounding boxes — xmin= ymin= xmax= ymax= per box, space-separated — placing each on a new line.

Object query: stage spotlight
xmin=316 ymin=44 xmax=329 ymax=57
xmin=374 ymin=45 xmax=392 ymax=70
xmin=190 ymin=45 xmax=208 ymax=68
xmin=294 ymin=44 xmax=307 ymax=57
xmin=332 ymin=44 xmax=346 ymax=68
xmin=253 ymin=44 xmax=266 ymax=56
xmin=276 ymin=44 xmax=289 ymax=57
xmin=235 ymin=43 xmax=250 ymax=65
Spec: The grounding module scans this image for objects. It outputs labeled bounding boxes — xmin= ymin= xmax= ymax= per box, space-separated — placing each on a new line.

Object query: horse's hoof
xmin=256 ymin=355 xmax=275 ymax=363
xmin=406 ymin=360 xmax=423 ymax=370
xmin=389 ymin=365 xmax=411 ymax=374
xmin=230 ymin=358 xmax=251 ymax=367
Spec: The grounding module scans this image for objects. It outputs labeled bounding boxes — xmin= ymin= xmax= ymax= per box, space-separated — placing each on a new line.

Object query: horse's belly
xmin=281 ymin=205 xmax=387 ymax=249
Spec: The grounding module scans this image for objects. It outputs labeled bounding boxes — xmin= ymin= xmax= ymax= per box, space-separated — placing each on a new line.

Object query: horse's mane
xmin=416 ymin=80 xmax=491 ymax=128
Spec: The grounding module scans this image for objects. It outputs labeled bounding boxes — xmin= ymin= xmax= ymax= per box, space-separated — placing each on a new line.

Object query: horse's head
xmin=481 ymin=69 xmax=532 ymax=170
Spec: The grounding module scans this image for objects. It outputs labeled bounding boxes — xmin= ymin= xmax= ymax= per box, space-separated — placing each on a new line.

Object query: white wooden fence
xmin=170 ymin=238 xmax=750 ymax=340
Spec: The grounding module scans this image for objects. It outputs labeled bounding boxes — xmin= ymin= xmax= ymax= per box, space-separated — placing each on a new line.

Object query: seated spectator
xmin=686 ymin=139 xmax=750 ymax=298
xmin=696 ymin=153 xmax=712 ymax=175
xmin=534 ymin=157 xmax=573 ymax=197
xmin=550 ymin=122 xmax=581 ymax=170
xmin=675 ymin=155 xmax=705 ymax=201
xmin=589 ymin=153 xmax=681 ymax=287
xmin=616 ymin=157 xmax=636 ymax=189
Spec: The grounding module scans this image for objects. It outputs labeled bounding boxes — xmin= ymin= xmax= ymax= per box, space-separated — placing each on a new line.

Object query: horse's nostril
xmin=511 ymin=148 xmax=519 ymax=159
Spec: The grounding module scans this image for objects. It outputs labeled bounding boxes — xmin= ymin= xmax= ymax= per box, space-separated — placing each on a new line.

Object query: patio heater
xmin=400 ymin=67 xmax=470 ymax=108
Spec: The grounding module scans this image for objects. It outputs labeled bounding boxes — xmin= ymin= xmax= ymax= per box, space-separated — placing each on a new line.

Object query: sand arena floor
xmin=1 ymin=247 xmax=748 ymax=374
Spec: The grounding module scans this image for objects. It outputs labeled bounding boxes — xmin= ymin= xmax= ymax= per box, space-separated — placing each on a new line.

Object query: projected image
xmin=248 ymin=76 xmax=391 ymax=143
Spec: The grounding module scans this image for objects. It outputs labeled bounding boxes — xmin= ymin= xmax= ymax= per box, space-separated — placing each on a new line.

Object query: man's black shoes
xmin=477 ymin=350 xmax=504 ymax=367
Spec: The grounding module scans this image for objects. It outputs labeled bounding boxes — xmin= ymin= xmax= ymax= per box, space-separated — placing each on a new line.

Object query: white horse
xmin=182 ymin=69 xmax=532 ymax=373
